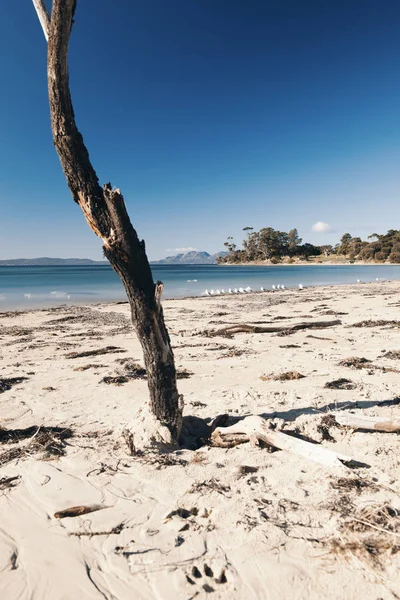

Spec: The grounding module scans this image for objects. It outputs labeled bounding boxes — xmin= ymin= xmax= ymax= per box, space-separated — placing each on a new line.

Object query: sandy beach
xmin=1 ymin=281 xmax=400 ymax=599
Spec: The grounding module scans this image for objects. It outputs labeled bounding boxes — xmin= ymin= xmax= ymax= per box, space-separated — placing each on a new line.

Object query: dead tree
xmin=32 ymin=0 xmax=182 ymax=441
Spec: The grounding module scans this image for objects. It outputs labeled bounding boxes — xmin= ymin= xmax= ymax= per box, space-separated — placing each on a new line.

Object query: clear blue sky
xmin=0 ymin=0 xmax=399 ymax=260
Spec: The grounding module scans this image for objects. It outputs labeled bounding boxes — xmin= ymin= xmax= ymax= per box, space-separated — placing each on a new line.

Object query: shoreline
xmin=1 ymin=277 xmax=398 ymax=313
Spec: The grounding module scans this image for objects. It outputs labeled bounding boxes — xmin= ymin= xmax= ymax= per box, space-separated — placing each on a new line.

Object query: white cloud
xmin=166 ymin=247 xmax=198 ymax=253
xmin=312 ymin=221 xmax=334 ymax=233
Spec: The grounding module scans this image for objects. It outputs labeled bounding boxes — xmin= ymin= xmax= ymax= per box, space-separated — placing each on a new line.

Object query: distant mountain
xmin=0 ymin=257 xmax=107 ymax=266
xmin=151 ymin=251 xmax=228 ymax=265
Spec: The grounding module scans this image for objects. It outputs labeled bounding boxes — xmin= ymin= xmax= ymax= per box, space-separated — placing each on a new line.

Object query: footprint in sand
xmin=185 ymin=561 xmax=231 ymax=594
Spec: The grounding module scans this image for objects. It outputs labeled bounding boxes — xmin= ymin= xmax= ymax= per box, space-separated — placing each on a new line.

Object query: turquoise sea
xmin=1 ymin=264 xmax=400 ymax=310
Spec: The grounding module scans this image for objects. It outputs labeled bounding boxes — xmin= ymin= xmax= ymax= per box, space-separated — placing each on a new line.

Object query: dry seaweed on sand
xmin=0 ymin=426 xmax=74 ymax=466
xmin=325 ymin=502 xmax=400 ymax=570
xmin=188 ymin=478 xmax=231 ymax=497
xmin=325 ymin=378 xmax=357 ymax=390
xmin=330 ymin=477 xmax=378 ymax=494
xmin=338 ymin=357 xmax=372 ymax=369
xmin=65 ymin=346 xmax=127 ymax=359
xmin=101 ymin=362 xmax=191 ymax=385
xmin=0 ymin=475 xmax=20 ymax=491
xmin=349 ymin=319 xmax=400 ymax=328
xmin=381 ymin=350 xmax=400 ymax=360
xmin=260 ymin=371 xmax=305 ymax=381
xmin=0 ymin=377 xmax=28 ymax=394
xmin=317 ymin=414 xmax=340 ymax=442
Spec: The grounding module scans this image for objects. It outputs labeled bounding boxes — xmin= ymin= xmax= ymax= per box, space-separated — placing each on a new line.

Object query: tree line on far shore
xmin=218 ymin=227 xmax=400 ymax=264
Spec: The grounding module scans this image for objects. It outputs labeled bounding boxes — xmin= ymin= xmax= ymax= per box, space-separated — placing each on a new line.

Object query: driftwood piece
xmin=205 ymin=320 xmax=341 ymax=338
xmin=334 ymin=412 xmax=400 ymax=433
xmin=212 ymin=416 xmax=354 ymax=468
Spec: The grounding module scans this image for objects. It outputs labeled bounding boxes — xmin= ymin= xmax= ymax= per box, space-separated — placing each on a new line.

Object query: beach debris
xmin=232 ymin=465 xmax=259 ymax=479
xmin=325 ymin=378 xmax=357 ymax=390
xmin=349 ymin=319 xmax=400 ymax=328
xmin=54 ymin=504 xmax=105 ymax=519
xmin=260 ymin=371 xmax=305 ymax=381
xmin=0 ymin=475 xmax=20 ymax=491
xmin=101 ymin=362 xmax=191 ymax=385
xmin=380 ymin=350 xmax=400 ymax=360
xmin=0 ymin=426 xmax=74 ymax=466
xmin=338 ymin=356 xmax=372 ymax=369
xmin=212 ymin=416 xmax=359 ymax=469
xmin=73 ymin=363 xmax=107 ymax=371
xmin=65 ymin=346 xmax=127 ymax=359
xmin=202 ymin=319 xmax=341 ymax=338
xmin=338 ymin=356 xmax=400 ymax=373
xmin=333 ymin=412 xmax=400 ymax=433
xmin=330 ymin=476 xmax=378 ymax=494
xmin=0 ymin=377 xmax=28 ymax=394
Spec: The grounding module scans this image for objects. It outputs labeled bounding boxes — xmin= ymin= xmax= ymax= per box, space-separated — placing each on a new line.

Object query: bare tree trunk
xmin=32 ymin=0 xmax=182 ymax=440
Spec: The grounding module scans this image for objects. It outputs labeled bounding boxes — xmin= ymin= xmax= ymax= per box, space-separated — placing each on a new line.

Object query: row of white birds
xmin=203 ymin=278 xmax=382 ymax=295
xmin=203 ymin=284 xmax=305 ymax=296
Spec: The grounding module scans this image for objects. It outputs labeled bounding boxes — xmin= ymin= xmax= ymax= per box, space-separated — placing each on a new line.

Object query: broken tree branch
xmin=334 ymin=412 xmax=400 ymax=433
xmin=204 ymin=320 xmax=341 ymax=338
xmin=32 ymin=0 xmax=50 ymax=41
xmin=212 ymin=416 xmax=357 ymax=469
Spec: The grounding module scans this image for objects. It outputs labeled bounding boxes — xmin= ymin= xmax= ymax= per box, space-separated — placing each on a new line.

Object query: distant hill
xmin=151 ymin=251 xmax=227 ymax=265
xmin=0 ymin=257 xmax=107 ymax=266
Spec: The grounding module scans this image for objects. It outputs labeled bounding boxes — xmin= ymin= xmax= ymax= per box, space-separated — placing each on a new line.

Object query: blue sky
xmin=0 ymin=0 xmax=399 ymax=260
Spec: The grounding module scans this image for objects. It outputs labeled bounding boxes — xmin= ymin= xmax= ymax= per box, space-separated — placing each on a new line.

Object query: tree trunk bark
xmin=38 ymin=0 xmax=181 ymax=440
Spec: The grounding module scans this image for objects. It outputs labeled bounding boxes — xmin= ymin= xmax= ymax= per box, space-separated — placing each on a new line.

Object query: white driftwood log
xmin=212 ymin=416 xmax=353 ymax=468
xmin=334 ymin=412 xmax=400 ymax=433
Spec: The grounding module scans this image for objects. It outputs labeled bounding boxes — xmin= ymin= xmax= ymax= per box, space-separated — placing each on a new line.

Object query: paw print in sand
xmin=186 ymin=562 xmax=229 ymax=594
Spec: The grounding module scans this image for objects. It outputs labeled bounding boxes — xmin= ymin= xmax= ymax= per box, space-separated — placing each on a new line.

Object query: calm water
xmin=0 ymin=264 xmax=400 ymax=310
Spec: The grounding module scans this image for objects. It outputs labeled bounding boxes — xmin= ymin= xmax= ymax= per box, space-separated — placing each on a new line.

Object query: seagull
xmin=260 ymin=286 xmax=264 ymax=292
xmin=228 ymin=288 xmax=233 ymax=294
xmin=239 ymin=287 xmax=245 ymax=293
xmin=272 ymin=285 xmax=276 ymax=290
xmin=210 ymin=289 xmax=215 ymax=295
xmin=298 ymin=284 xmax=303 ymax=290
xmin=221 ymin=289 xmax=225 ymax=294
xmin=281 ymin=284 xmax=285 ymax=290
xmin=276 ymin=284 xmax=281 ymax=290
xmin=204 ymin=289 xmax=210 ymax=295
xmin=216 ymin=290 xmax=221 ymax=295
xmin=234 ymin=288 xmax=238 ymax=294
xmin=245 ymin=286 xmax=252 ymax=292
xmin=357 ymin=279 xmax=361 ymax=283
xmin=376 ymin=278 xmax=379 ymax=282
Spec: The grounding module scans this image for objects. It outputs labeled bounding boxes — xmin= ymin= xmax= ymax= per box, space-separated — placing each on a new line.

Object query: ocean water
xmin=0 ymin=264 xmax=400 ymax=310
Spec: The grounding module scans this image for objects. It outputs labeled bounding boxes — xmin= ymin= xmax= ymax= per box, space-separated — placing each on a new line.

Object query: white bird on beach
xmin=272 ymin=285 xmax=276 ymax=290
xmin=239 ymin=287 xmax=245 ymax=293
xmin=281 ymin=284 xmax=285 ymax=290
xmin=221 ymin=289 xmax=225 ymax=294
xmin=245 ymin=286 xmax=252 ymax=292
xmin=298 ymin=284 xmax=303 ymax=290
xmin=234 ymin=288 xmax=238 ymax=294
xmin=357 ymin=279 xmax=361 ymax=283
xmin=260 ymin=287 xmax=264 ymax=292
xmin=216 ymin=289 xmax=221 ymax=295
xmin=276 ymin=284 xmax=281 ymax=290
xmin=228 ymin=288 xmax=233 ymax=294
xmin=210 ymin=289 xmax=215 ymax=295
xmin=204 ymin=289 xmax=210 ymax=295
